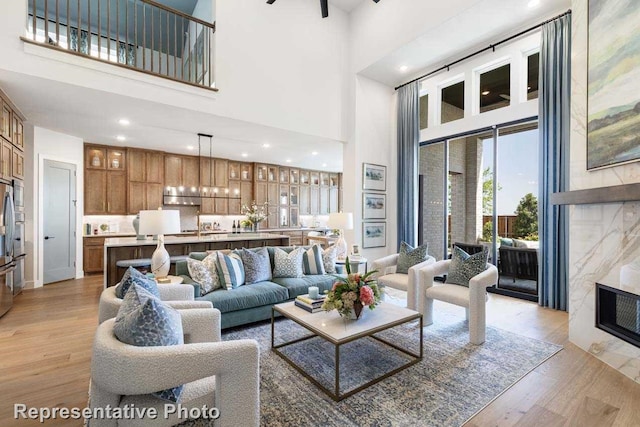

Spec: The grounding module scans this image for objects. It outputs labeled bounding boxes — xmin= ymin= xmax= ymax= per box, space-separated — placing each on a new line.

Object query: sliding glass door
xmin=418 ymin=119 xmax=539 ymax=300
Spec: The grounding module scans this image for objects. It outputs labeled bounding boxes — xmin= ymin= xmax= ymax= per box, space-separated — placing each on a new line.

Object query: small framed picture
xmin=351 ymin=244 xmax=360 ymax=256
xmin=362 ymin=163 xmax=386 ymax=191
xmin=362 ymin=192 xmax=386 ymax=220
xmin=362 ymin=222 xmax=386 ymax=248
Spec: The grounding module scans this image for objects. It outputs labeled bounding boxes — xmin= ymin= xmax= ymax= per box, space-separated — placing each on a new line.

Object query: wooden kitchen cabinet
xmin=200 ymin=157 xmax=213 ymax=186
xmin=12 ymin=115 xmax=23 ymax=150
xmin=164 ymin=155 xmax=199 ymax=188
xmin=255 ymin=182 xmax=267 ymax=204
xmin=299 ymin=186 xmax=310 ymax=215
xmin=128 ymin=182 xmax=162 ymax=213
xmin=83 ymin=237 xmax=105 ymax=274
xmin=0 ymin=140 xmax=12 ymax=180
xmin=240 ymin=181 xmax=253 ymax=207
xmin=182 ymin=156 xmax=199 ymax=188
xmin=85 ymin=169 xmax=107 ymax=214
xmin=164 ymin=155 xmax=182 ymax=187
xmin=214 ymin=159 xmax=228 ymax=188
xmin=1 ymin=101 xmax=11 ymax=140
xmin=128 ymin=149 xmax=163 ymax=183
xmin=85 ymin=144 xmax=127 ymax=214
xmin=12 ymin=148 xmax=24 ymax=180
xmin=107 ymin=172 xmax=128 ymax=213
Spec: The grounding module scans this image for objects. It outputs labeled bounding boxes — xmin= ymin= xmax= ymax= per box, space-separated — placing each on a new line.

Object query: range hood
xmin=163 ymin=186 xmax=201 ymax=206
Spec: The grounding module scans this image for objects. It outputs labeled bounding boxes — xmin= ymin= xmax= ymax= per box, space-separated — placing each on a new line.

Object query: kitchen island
xmin=103 ymin=233 xmax=290 ymax=287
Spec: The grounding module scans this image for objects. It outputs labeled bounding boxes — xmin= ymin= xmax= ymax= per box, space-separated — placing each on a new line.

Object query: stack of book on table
xmin=294 ymin=294 xmax=326 ymax=313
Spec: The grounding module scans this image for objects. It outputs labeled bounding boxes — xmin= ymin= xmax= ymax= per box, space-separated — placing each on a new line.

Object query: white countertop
xmin=104 ymin=233 xmax=290 ymax=247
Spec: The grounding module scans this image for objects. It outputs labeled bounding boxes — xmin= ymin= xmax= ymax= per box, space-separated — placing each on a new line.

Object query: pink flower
xmin=332 ymin=282 xmax=340 ymax=291
xmin=360 ymin=286 xmax=375 ymax=306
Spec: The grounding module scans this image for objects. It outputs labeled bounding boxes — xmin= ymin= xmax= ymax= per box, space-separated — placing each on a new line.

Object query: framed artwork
xmin=362 ymin=192 xmax=386 ymax=220
xmin=362 ymin=163 xmax=386 ymax=191
xmin=587 ymin=0 xmax=640 ymax=170
xmin=362 ymin=222 xmax=386 ymax=248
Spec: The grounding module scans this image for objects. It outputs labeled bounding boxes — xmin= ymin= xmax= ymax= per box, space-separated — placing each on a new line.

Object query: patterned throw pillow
xmin=114 ymin=284 xmax=184 ymax=402
xmin=115 ymin=267 xmax=160 ymax=298
xmin=216 ymin=252 xmax=245 ymax=289
xmin=186 ymin=253 xmax=222 ymax=296
xmin=322 ymin=245 xmax=338 ymax=274
xmin=273 ymin=247 xmax=304 ymax=278
xmin=446 ymin=246 xmax=489 ymax=287
xmin=239 ymin=247 xmax=272 ymax=284
xmin=396 ymin=241 xmax=429 ymax=274
xmin=303 ymin=245 xmax=325 ymax=275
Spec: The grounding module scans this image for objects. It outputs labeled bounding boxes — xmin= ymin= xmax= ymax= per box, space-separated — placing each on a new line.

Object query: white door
xmin=43 ymin=160 xmax=76 ymax=284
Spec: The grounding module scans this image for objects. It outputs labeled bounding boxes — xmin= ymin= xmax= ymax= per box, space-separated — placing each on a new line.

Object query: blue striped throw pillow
xmin=215 ymin=252 xmax=245 ymax=289
xmin=303 ymin=245 xmax=325 ymax=275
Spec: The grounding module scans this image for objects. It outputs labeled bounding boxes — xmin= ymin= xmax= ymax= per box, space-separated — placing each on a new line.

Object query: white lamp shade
xmin=327 ymin=212 xmax=353 ymax=230
xmin=139 ymin=209 xmax=181 ymax=235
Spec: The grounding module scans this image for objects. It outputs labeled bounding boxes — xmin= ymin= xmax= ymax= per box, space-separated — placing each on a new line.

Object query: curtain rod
xmin=394 ymin=9 xmax=572 ymax=91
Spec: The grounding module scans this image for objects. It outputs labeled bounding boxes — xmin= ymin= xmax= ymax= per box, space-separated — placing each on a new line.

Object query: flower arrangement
xmin=241 ymin=201 xmax=269 ymax=225
xmin=322 ymin=257 xmax=381 ymax=319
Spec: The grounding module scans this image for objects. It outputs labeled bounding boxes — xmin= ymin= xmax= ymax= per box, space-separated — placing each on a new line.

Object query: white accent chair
xmin=98 ymin=284 xmax=212 ymax=324
xmin=90 ymin=308 xmax=260 ymax=427
xmin=371 ymin=254 xmax=436 ymax=310
xmin=420 ymin=260 xmax=498 ymax=344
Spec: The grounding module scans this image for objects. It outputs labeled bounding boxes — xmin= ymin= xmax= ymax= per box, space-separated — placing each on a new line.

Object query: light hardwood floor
xmin=1 ymin=276 xmax=639 ymax=426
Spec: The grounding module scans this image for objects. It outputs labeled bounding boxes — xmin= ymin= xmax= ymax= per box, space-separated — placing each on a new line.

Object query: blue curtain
xmin=538 ymin=14 xmax=571 ymax=311
xmin=397 ymin=82 xmax=420 ymax=249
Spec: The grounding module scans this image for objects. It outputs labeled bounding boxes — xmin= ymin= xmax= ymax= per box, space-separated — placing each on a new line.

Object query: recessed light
xmin=481 ymin=90 xmax=490 ymax=96
xmin=118 ymin=118 xmax=130 ymax=126
xmin=241 ymin=153 xmax=248 ymax=158
xmin=527 ymin=0 xmax=540 ymax=8
xmin=262 ymin=143 xmax=270 ymax=148
xmin=399 ymin=65 xmax=408 ymax=72
xmin=312 ymin=151 xmax=318 ymax=155
xmin=186 ymin=145 xmax=195 ymax=150
xmin=286 ymin=159 xmax=292 ymax=163
xmin=322 ymin=163 xmax=327 ymax=167
xmin=116 ymin=135 xmax=126 ymax=141
xmin=527 ymin=86 xmax=532 ymax=90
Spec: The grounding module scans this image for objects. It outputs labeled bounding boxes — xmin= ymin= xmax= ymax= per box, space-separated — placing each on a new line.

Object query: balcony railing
xmin=24 ymin=0 xmax=216 ymax=90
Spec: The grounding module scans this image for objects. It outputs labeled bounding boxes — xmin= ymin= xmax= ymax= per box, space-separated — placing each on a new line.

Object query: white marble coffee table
xmin=271 ymin=301 xmax=423 ymax=401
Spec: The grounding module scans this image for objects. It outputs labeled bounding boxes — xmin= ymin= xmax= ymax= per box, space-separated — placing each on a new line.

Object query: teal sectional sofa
xmin=175 ymin=247 xmax=338 ymax=329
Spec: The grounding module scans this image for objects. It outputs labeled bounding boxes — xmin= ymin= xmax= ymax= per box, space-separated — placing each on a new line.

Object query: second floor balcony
xmin=24 ymin=0 xmax=216 ymax=91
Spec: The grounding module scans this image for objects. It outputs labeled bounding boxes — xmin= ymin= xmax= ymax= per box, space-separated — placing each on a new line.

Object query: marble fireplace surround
xmin=568 ymin=0 xmax=640 ymax=384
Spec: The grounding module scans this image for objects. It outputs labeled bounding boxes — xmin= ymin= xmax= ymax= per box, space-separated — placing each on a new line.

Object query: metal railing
xmin=24 ymin=0 xmax=216 ymax=90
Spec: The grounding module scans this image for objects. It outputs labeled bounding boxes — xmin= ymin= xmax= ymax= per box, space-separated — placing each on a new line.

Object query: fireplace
xmin=596 ymin=283 xmax=640 ymax=348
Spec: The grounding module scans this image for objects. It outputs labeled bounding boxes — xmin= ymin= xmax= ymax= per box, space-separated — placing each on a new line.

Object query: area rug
xmin=222 ymin=316 xmax=562 ymax=427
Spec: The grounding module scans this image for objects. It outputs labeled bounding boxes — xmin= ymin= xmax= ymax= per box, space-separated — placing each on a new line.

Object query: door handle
xmin=44 ymin=236 xmax=55 ymax=240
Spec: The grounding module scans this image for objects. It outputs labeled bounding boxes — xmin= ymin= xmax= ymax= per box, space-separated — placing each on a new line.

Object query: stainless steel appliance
xmin=12 ymin=180 xmax=25 ymax=295
xmin=0 ymin=184 xmax=15 ymax=317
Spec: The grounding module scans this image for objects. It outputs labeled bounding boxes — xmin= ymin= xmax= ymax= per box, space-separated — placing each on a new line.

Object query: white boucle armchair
xmin=98 ymin=284 xmax=213 ymax=324
xmin=89 ymin=308 xmax=260 ymax=427
xmin=371 ymin=254 xmax=436 ymax=310
xmin=420 ymin=260 xmax=498 ymax=345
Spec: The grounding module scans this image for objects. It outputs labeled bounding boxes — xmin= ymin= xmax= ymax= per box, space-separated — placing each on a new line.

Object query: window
xmin=419 ymin=94 xmax=429 ymax=130
xmin=479 ymin=64 xmax=511 ymax=113
xmin=441 ymin=82 xmax=464 ymax=124
xmin=527 ymin=53 xmax=539 ymax=100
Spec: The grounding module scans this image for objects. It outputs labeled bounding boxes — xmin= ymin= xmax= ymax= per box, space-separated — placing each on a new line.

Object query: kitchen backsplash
xmin=84 ymin=211 xmax=329 ymax=235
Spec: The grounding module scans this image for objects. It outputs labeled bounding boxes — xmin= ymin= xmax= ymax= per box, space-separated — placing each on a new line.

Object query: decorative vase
xmin=251 ymin=222 xmax=259 ymax=233
xmin=347 ymin=301 xmax=364 ymax=320
xmin=133 ymin=214 xmax=145 ymax=240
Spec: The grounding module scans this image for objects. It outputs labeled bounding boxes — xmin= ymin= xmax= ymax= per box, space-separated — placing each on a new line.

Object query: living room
xmin=1 ymin=0 xmax=640 ymax=425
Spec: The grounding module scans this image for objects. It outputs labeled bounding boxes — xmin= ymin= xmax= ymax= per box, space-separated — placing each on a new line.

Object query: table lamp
xmin=327 ymin=212 xmax=353 ymax=260
xmin=139 ymin=208 xmax=181 ymax=278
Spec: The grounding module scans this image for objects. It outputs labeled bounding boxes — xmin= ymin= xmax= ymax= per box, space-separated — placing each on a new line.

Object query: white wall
xmin=342 ymin=75 xmax=397 ymax=262
xmin=27 ymin=127 xmax=84 ymax=288
xmin=568 ymin=0 xmax=640 ymax=383
xmin=0 ymin=0 xmax=349 ymax=142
